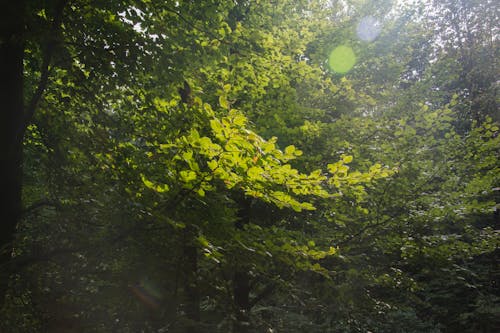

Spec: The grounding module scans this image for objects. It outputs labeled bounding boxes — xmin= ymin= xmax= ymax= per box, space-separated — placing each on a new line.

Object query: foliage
xmin=0 ymin=0 xmax=498 ymax=332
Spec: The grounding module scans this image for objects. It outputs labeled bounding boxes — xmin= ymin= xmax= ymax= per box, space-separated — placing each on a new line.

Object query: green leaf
xmin=219 ymin=95 xmax=229 ymax=109
xmin=179 ymin=170 xmax=197 ymax=182
xmin=342 ymin=155 xmax=353 ymax=163
xmin=207 ymin=160 xmax=218 ymax=171
xmin=141 ymin=174 xmax=169 ymax=193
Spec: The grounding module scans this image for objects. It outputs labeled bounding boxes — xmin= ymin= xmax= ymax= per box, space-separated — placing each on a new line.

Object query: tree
xmin=0 ymin=0 xmax=29 ymax=306
xmin=2 ymin=1 xmax=498 ymax=332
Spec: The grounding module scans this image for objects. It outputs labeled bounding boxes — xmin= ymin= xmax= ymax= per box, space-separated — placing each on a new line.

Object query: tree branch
xmin=249 ymin=282 xmax=276 ymax=309
xmin=21 ymin=199 xmax=61 ymax=216
xmin=23 ymin=0 xmax=68 ymax=130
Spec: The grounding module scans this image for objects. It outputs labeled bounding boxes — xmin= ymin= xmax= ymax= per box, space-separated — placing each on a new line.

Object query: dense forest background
xmin=0 ymin=0 xmax=498 ymax=332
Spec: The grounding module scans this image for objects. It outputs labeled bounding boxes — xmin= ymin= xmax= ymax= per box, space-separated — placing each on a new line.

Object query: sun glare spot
xmin=328 ymin=45 xmax=356 ymax=73
xmin=130 ymin=278 xmax=163 ymax=309
xmin=356 ymin=16 xmax=381 ymax=42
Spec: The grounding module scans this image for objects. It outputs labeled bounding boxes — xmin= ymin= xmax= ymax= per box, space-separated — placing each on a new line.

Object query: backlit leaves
xmin=141 ymin=98 xmax=390 ymax=212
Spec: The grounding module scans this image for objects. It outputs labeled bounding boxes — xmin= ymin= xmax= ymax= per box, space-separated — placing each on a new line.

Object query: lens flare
xmin=356 ymin=16 xmax=381 ymax=42
xmin=130 ymin=278 xmax=163 ymax=309
xmin=328 ymin=46 xmax=356 ymax=73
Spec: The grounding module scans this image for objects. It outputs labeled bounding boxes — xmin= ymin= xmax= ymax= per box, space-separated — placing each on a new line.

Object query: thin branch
xmin=0 ymin=245 xmax=87 ymax=271
xmin=21 ymin=199 xmax=61 ymax=216
xmin=249 ymin=283 xmax=276 ymax=309
xmin=0 ymin=218 xmax=150 ymax=273
xmin=23 ymin=0 xmax=68 ymax=130
xmin=162 ymin=6 xmax=227 ymax=45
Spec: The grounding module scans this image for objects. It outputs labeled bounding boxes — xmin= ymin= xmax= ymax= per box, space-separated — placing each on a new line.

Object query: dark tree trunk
xmin=0 ymin=1 xmax=66 ymax=312
xmin=233 ymin=270 xmax=251 ymax=333
xmin=183 ymin=225 xmax=200 ymax=333
xmin=233 ymin=195 xmax=252 ymax=333
xmin=0 ymin=0 xmax=25 ymax=307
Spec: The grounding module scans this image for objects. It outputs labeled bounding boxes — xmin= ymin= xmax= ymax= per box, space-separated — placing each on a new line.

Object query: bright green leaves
xmin=153 ymin=97 xmax=178 ymax=112
xmin=327 ymin=154 xmax=394 ymax=199
xmin=179 ymin=170 xmax=197 ymax=182
xmin=181 ymin=150 xmax=199 ymax=171
xmin=141 ymin=98 xmax=335 ymax=211
xmin=141 ymin=174 xmax=169 ymax=193
xmin=284 ymin=145 xmax=303 ymax=160
xmin=204 ymin=107 xmax=329 ymax=211
xmin=141 ymin=95 xmax=396 ymax=213
xmin=219 ymin=95 xmax=230 ymax=109
xmin=342 ymin=155 xmax=353 ymax=163
xmin=247 ymin=166 xmax=263 ymax=179
xmin=327 ymin=160 xmax=350 ymax=177
xmin=209 ymin=119 xmax=223 ymax=138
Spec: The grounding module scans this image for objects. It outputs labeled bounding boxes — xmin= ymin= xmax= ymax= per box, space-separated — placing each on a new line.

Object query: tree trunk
xmin=0 ymin=0 xmax=25 ymax=307
xmin=233 ymin=195 xmax=252 ymax=333
xmin=233 ymin=270 xmax=251 ymax=333
xmin=183 ymin=225 xmax=200 ymax=333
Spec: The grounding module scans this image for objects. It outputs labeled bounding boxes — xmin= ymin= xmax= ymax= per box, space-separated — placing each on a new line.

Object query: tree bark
xmin=233 ymin=270 xmax=251 ymax=333
xmin=0 ymin=0 xmax=67 ymax=310
xmin=233 ymin=194 xmax=252 ymax=333
xmin=0 ymin=0 xmax=25 ymax=307
xmin=183 ymin=225 xmax=200 ymax=333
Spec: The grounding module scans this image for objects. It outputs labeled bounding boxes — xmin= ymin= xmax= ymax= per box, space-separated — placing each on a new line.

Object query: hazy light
xmin=130 ymin=278 xmax=163 ymax=309
xmin=329 ymin=45 xmax=356 ymax=73
xmin=356 ymin=16 xmax=381 ymax=42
